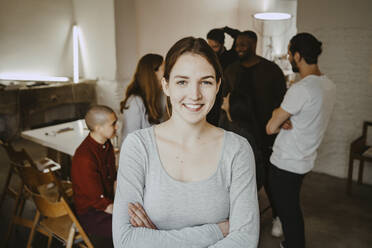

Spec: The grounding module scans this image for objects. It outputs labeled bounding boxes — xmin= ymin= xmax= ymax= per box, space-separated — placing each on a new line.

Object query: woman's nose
xmin=189 ymin=83 xmax=202 ymax=100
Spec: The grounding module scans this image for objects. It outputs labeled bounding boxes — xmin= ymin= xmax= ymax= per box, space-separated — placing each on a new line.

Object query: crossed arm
xmin=113 ymin=134 xmax=259 ymax=248
xmin=266 ymin=107 xmax=292 ymax=135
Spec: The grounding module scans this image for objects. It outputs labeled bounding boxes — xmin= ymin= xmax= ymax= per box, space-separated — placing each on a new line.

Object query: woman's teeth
xmin=185 ymin=104 xmax=201 ymax=109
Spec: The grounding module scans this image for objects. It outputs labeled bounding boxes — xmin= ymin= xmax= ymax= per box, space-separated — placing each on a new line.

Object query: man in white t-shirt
xmin=266 ymin=33 xmax=336 ymax=248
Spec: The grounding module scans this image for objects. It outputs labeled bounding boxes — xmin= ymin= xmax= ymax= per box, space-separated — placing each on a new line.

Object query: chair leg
xmin=47 ymin=233 xmax=53 ymax=248
xmin=0 ymin=165 xmax=14 ymax=210
xmin=357 ymin=160 xmax=364 ymax=185
xmin=15 ymin=193 xmax=27 ymax=218
xmin=4 ymin=187 xmax=24 ymax=246
xmin=66 ymin=225 xmax=76 ymax=248
xmin=347 ymin=157 xmax=354 ymax=195
xmin=26 ymin=210 xmax=40 ymax=248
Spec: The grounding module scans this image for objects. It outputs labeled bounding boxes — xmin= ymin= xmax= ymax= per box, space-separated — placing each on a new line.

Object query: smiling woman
xmin=113 ymin=37 xmax=259 ymax=248
xmin=162 ymin=52 xmax=219 ymax=125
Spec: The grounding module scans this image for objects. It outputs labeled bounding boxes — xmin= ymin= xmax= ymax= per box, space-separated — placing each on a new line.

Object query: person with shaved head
xmin=71 ymin=105 xmax=118 ymax=247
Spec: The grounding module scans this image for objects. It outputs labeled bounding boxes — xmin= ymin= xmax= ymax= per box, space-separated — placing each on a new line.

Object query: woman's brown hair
xmin=120 ymin=54 xmax=164 ymax=124
xmin=164 ymin=37 xmax=222 ymax=83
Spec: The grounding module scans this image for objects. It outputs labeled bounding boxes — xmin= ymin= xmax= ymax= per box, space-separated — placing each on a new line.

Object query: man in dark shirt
xmin=221 ymin=30 xmax=287 ymax=237
xmin=206 ymin=27 xmax=240 ymax=125
xmin=71 ymin=105 xmax=118 ymax=247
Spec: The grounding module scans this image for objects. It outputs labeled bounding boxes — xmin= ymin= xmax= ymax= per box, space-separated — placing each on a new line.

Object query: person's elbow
xmin=266 ymin=122 xmax=276 ymax=135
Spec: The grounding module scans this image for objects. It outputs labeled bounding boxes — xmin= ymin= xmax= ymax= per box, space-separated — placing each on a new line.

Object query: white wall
xmin=72 ymin=0 xmax=117 ymax=80
xmin=0 ymin=0 xmax=74 ymax=78
xmin=0 ymin=0 xmax=116 ymax=81
xmin=114 ymin=0 xmax=138 ymax=82
xmin=297 ymin=0 xmax=372 ymax=183
xmin=134 ymin=0 xmax=240 ymax=58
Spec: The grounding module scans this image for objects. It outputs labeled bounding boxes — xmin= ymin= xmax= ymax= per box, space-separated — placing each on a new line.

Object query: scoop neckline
xmin=149 ymin=126 xmax=226 ymax=185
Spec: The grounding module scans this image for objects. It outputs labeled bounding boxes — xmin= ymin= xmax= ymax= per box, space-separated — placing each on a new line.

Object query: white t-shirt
xmin=270 ymin=74 xmax=336 ymax=174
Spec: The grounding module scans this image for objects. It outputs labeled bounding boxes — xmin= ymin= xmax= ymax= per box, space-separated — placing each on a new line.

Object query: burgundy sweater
xmin=71 ymin=134 xmax=117 ymax=215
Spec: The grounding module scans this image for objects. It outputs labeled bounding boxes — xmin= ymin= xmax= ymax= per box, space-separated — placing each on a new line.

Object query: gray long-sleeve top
xmin=119 ymin=95 xmax=151 ymax=145
xmin=113 ymin=127 xmax=259 ymax=247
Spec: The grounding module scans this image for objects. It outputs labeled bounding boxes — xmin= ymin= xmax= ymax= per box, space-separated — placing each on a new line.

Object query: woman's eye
xmin=201 ymin=81 xmax=213 ymax=85
xmin=176 ymin=80 xmax=186 ymax=85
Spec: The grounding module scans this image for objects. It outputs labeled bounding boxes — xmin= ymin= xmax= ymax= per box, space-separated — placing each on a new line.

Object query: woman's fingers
xmin=128 ymin=202 xmax=156 ymax=229
xmin=134 ymin=202 xmax=157 ymax=229
xmin=130 ymin=217 xmax=140 ymax=227
xmin=217 ymin=219 xmax=230 ymax=237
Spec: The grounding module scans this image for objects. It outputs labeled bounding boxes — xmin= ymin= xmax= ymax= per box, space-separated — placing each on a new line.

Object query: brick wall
xmin=298 ymin=0 xmax=372 ymax=184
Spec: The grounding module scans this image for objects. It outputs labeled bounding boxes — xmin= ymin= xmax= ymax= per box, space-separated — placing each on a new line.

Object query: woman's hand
xmin=128 ymin=202 xmax=157 ymax=229
xmin=104 ymin=203 xmax=113 ymax=214
xmin=217 ymin=220 xmax=230 ymax=237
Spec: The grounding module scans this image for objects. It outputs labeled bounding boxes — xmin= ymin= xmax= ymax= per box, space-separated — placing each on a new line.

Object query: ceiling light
xmin=254 ymin=12 xmax=291 ymax=21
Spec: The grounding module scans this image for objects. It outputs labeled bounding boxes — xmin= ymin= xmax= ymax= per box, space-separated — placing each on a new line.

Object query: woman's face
xmin=155 ymin=61 xmax=165 ymax=85
xmin=162 ymin=53 xmax=220 ymax=125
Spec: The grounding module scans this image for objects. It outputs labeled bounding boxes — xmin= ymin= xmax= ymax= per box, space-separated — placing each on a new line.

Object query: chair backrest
xmin=25 ymin=186 xmax=68 ymax=218
xmin=18 ymin=166 xmax=55 ymax=193
xmin=0 ymin=140 xmax=37 ymax=168
xmin=362 ymin=121 xmax=372 ymax=138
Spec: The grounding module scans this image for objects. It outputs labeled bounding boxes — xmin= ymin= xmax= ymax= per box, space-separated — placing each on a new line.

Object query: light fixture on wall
xmin=73 ymin=25 xmax=80 ymax=84
xmin=0 ymin=74 xmax=69 ymax=82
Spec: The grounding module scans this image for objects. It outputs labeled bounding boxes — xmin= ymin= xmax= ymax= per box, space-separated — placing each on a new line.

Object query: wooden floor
xmin=1 ymin=138 xmax=372 ymax=247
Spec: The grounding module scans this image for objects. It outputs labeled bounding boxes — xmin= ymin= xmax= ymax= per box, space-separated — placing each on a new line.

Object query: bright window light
xmin=73 ymin=25 xmax=80 ymax=83
xmin=254 ymin=12 xmax=291 ymax=21
xmin=0 ymin=73 xmax=69 ymax=82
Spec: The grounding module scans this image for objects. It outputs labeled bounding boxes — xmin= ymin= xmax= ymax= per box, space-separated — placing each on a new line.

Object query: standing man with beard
xmin=266 ymin=33 xmax=336 ymax=248
xmin=220 ymin=30 xmax=287 ymax=237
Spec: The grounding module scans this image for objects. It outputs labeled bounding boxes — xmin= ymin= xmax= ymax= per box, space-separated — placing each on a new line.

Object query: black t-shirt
xmin=235 ymin=59 xmax=286 ymax=149
xmin=220 ymin=58 xmax=286 ymax=149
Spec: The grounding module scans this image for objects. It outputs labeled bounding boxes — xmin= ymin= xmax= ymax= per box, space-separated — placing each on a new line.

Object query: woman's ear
xmin=161 ymin=77 xmax=170 ymax=96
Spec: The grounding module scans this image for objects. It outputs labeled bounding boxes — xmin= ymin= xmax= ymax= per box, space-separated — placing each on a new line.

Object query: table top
xmin=21 ymin=119 xmax=89 ymax=156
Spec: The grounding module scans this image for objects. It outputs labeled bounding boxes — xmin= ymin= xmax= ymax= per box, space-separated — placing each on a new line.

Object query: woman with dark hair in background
xmin=113 ymin=37 xmax=259 ymax=247
xmin=119 ymin=53 xmax=165 ymax=144
xmin=221 ymin=90 xmax=264 ymax=191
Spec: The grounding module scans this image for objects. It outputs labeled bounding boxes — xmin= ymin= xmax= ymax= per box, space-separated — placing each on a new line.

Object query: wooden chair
xmin=0 ymin=139 xmax=62 ymax=209
xmin=0 ymin=141 xmax=69 ymax=247
xmin=21 ymin=168 xmax=93 ymax=248
xmin=347 ymin=121 xmax=372 ymax=194
xmin=0 ymin=140 xmax=45 ymax=246
xmin=0 ymin=139 xmax=37 ymax=209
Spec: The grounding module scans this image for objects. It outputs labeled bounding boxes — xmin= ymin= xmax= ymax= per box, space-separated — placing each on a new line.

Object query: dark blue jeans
xmin=269 ymin=164 xmax=306 ymax=248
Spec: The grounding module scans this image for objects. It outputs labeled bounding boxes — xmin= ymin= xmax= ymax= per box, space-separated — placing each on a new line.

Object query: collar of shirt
xmin=86 ymin=134 xmax=110 ymax=151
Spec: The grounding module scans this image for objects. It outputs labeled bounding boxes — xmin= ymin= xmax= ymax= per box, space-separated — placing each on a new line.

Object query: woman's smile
xmin=183 ymin=103 xmax=204 ymax=112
